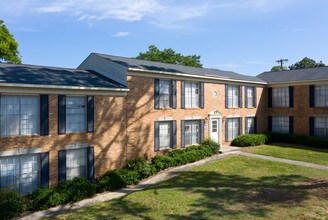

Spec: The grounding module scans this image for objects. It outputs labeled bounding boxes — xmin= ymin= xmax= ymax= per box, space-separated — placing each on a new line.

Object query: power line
xmin=276 ymin=59 xmax=288 ymax=70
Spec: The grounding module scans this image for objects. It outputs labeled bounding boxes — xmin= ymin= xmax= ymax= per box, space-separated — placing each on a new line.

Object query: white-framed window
xmin=272 ymin=87 xmax=289 ymax=107
xmin=227 ymin=85 xmax=239 ymax=108
xmin=272 ymin=116 xmax=289 ymax=133
xmin=314 ymin=117 xmax=328 ymax=137
xmin=66 ymin=148 xmax=87 ymax=181
xmin=158 ymin=80 xmax=171 ymax=108
xmin=0 ymin=95 xmax=39 ymax=136
xmin=0 ymin=154 xmax=40 ymax=194
xmin=226 ymin=118 xmax=241 ymax=141
xmin=185 ymin=82 xmax=199 ymax=108
xmin=245 ymin=117 xmax=255 ymax=134
xmin=159 ymin=121 xmax=171 ymax=150
xmin=314 ymin=85 xmax=328 ymax=107
xmin=66 ymin=96 xmax=87 ymax=133
xmin=245 ymin=87 xmax=255 ymax=108
xmin=184 ymin=120 xmax=200 ymax=146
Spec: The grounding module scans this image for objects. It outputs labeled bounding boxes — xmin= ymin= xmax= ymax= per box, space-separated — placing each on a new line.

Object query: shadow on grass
xmin=55 ymin=171 xmax=328 ymax=219
xmin=269 ymin=142 xmax=328 ymax=154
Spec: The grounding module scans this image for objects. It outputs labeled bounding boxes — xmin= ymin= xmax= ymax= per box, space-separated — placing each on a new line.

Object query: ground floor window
xmin=245 ymin=117 xmax=255 ymax=134
xmin=272 ymin=116 xmax=289 ymax=133
xmin=159 ymin=121 xmax=172 ymax=150
xmin=314 ymin=117 xmax=328 ymax=137
xmin=66 ymin=148 xmax=87 ymax=180
xmin=226 ymin=118 xmax=241 ymax=141
xmin=184 ymin=120 xmax=200 ymax=146
xmin=0 ymin=154 xmax=39 ymax=194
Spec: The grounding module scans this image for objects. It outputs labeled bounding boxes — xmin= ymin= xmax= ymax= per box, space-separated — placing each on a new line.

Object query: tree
xmin=288 ymin=57 xmax=325 ymax=70
xmin=135 ymin=45 xmax=202 ymax=67
xmin=271 ymin=65 xmax=287 ymax=71
xmin=0 ymin=20 xmax=21 ymax=64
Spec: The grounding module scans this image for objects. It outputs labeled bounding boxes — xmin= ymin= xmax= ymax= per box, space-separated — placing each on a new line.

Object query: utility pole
xmin=276 ymin=59 xmax=288 ymax=70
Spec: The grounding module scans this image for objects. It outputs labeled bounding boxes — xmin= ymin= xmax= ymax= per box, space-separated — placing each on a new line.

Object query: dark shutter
xmin=225 ymin=119 xmax=229 ymax=142
xmin=58 ymin=150 xmax=66 ymax=182
xmin=225 ymin=84 xmax=228 ymax=108
xmin=309 ymin=117 xmax=315 ymax=136
xmin=154 ymin=121 xmax=160 ymax=151
xmin=181 ymin=81 xmax=185 ymax=109
xmin=87 ymin=147 xmax=94 ymax=181
xmin=239 ymin=117 xmax=243 ymax=135
xmin=40 ymin=95 xmax=49 ymax=136
xmin=254 ymin=117 xmax=257 ymax=134
xmin=171 ymin=120 xmax=177 ymax=149
xmin=181 ymin=120 xmax=185 ymax=148
xmin=309 ymin=85 xmax=315 ymax=108
xmin=245 ymin=87 xmax=248 ymax=108
xmin=200 ymin=82 xmax=204 ymax=109
xmin=200 ymin=119 xmax=205 ymax=143
xmin=268 ymin=88 xmax=273 ymax=108
xmin=239 ymin=86 xmax=243 ymax=108
xmin=87 ymin=96 xmax=94 ymax=133
xmin=58 ymin=95 xmax=66 ymax=134
xmin=253 ymin=87 xmax=257 ymax=108
xmin=171 ymin=80 xmax=177 ymax=109
xmin=40 ymin=152 xmax=49 ymax=187
xmin=289 ymin=116 xmax=294 ymax=134
xmin=268 ymin=116 xmax=272 ymax=131
xmin=289 ymin=86 xmax=294 ymax=108
xmin=154 ymin=79 xmax=160 ymax=109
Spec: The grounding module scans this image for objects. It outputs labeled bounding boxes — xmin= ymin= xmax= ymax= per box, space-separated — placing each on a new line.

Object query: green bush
xmin=118 ymin=169 xmax=141 ymax=185
xmin=202 ymin=138 xmax=221 ymax=153
xmin=125 ymin=158 xmax=156 ymax=179
xmin=231 ymin=134 xmax=270 ymax=147
xmin=0 ymin=189 xmax=24 ymax=219
xmin=28 ymin=187 xmax=60 ymax=211
xmin=151 ymin=155 xmax=176 ymax=171
xmin=268 ymin=132 xmax=328 ymax=149
xmin=96 ymin=170 xmax=126 ymax=193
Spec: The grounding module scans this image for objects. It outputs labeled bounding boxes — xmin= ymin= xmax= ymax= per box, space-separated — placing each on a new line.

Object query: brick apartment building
xmin=0 ymin=54 xmax=327 ymax=194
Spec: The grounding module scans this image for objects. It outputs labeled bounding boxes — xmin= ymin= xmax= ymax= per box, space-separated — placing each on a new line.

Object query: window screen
xmin=66 ymin=96 xmax=87 ymax=133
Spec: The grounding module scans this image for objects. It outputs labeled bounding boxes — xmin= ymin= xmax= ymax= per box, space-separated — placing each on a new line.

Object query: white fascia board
xmin=267 ymin=79 xmax=328 ymax=86
xmin=128 ymin=68 xmax=267 ymax=85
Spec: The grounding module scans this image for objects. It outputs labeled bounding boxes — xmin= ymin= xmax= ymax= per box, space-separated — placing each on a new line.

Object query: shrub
xmin=118 ymin=169 xmax=141 ymax=185
xmin=125 ymin=158 xmax=156 ymax=178
xmin=0 ymin=189 xmax=24 ymax=219
xmin=231 ymin=134 xmax=270 ymax=147
xmin=29 ymin=187 xmax=61 ymax=211
xmin=151 ymin=155 xmax=176 ymax=171
xmin=96 ymin=170 xmax=126 ymax=193
xmin=202 ymin=138 xmax=221 ymax=153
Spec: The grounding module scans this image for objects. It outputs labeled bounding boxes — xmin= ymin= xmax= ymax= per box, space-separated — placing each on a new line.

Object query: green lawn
xmin=242 ymin=143 xmax=328 ymax=165
xmin=49 ymin=156 xmax=328 ymax=220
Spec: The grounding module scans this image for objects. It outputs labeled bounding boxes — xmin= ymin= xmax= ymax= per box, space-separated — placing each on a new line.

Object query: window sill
xmin=0 ymin=134 xmax=41 ymax=138
xmin=155 ymin=107 xmax=174 ymax=110
xmin=184 ymin=107 xmax=201 ymax=110
xmin=64 ymin=131 xmax=88 ymax=135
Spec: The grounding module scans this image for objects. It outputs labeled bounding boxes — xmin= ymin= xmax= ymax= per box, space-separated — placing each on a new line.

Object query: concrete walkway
xmin=19 ymin=148 xmax=328 ymax=220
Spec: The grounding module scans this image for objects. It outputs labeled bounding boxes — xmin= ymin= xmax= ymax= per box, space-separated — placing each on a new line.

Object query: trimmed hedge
xmin=0 ymin=189 xmax=25 ymax=220
xmin=231 ymin=134 xmax=270 ymax=147
xmin=268 ymin=132 xmax=328 ymax=149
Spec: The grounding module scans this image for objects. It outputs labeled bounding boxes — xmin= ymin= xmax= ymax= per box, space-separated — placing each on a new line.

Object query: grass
xmin=242 ymin=143 xmax=328 ymax=165
xmin=49 ymin=156 xmax=328 ymax=220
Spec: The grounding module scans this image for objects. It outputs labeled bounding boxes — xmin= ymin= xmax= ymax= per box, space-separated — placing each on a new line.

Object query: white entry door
xmin=210 ymin=118 xmax=220 ymax=143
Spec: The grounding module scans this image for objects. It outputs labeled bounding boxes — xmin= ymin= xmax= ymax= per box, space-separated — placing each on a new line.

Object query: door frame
xmin=208 ymin=110 xmax=222 ymax=147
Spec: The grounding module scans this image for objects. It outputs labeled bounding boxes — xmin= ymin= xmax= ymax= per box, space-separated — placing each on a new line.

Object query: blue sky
xmin=1 ymin=0 xmax=327 ymax=76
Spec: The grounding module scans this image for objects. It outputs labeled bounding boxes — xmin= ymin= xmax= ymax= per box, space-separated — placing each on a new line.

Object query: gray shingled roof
xmin=257 ymin=66 xmax=328 ymax=83
xmin=94 ymin=53 xmax=266 ymax=83
xmin=0 ymin=63 xmax=127 ymax=89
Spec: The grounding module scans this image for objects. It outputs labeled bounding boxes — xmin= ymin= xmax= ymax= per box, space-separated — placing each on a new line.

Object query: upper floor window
xmin=314 ymin=85 xmax=328 ymax=107
xmin=185 ymin=82 xmax=199 ymax=108
xmin=158 ymin=80 xmax=171 ymax=108
xmin=245 ymin=87 xmax=256 ymax=108
xmin=226 ymin=85 xmax=241 ymax=108
xmin=66 ymin=96 xmax=87 ymax=133
xmin=272 ymin=116 xmax=289 ymax=133
xmin=0 ymin=95 xmax=39 ymax=136
xmin=272 ymin=87 xmax=289 ymax=107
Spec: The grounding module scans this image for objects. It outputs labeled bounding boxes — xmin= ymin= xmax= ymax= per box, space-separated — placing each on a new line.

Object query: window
xmin=272 ymin=87 xmax=289 ymax=107
xmin=227 ymin=85 xmax=239 ymax=108
xmin=245 ymin=87 xmax=255 ymax=108
xmin=66 ymin=96 xmax=87 ymax=133
xmin=272 ymin=116 xmax=289 ymax=133
xmin=158 ymin=80 xmax=171 ymax=108
xmin=245 ymin=117 xmax=255 ymax=134
xmin=314 ymin=117 xmax=328 ymax=137
xmin=0 ymin=154 xmax=40 ymax=194
xmin=159 ymin=121 xmax=171 ymax=150
xmin=184 ymin=120 xmax=200 ymax=146
xmin=226 ymin=118 xmax=241 ymax=141
xmin=212 ymin=120 xmax=218 ymax=133
xmin=315 ymin=85 xmax=328 ymax=107
xmin=66 ymin=148 xmax=87 ymax=181
xmin=185 ymin=82 xmax=199 ymax=108
xmin=0 ymin=95 xmax=39 ymax=136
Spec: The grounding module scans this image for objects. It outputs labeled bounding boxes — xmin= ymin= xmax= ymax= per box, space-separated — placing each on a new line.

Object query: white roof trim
xmin=128 ymin=68 xmax=267 ymax=85
xmin=267 ymin=79 xmax=328 ymax=86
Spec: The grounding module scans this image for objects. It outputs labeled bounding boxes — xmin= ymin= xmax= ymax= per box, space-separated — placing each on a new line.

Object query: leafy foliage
xmin=288 ymin=57 xmax=325 ymax=70
xmin=0 ymin=20 xmax=21 ymax=64
xmin=125 ymin=158 xmax=156 ymax=179
xmin=0 ymin=189 xmax=24 ymax=219
xmin=135 ymin=45 xmax=202 ymax=67
xmin=231 ymin=134 xmax=270 ymax=147
xmin=271 ymin=65 xmax=287 ymax=71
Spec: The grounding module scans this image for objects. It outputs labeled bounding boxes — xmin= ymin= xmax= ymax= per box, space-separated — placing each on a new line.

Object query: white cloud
xmin=113 ymin=32 xmax=130 ymax=37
